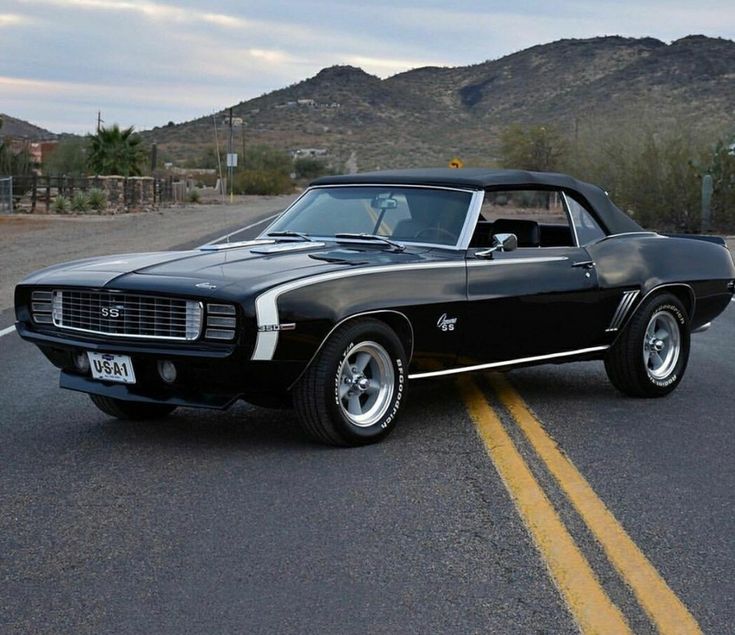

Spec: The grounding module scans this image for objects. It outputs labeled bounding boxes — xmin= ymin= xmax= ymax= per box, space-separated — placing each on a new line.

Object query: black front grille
xmin=51 ymin=290 xmax=203 ymax=341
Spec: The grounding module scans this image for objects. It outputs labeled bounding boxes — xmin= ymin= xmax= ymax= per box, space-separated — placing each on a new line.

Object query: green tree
xmin=500 ymin=124 xmax=568 ymax=172
xmin=44 ymin=136 xmax=87 ymax=175
xmin=87 ymin=124 xmax=145 ymax=176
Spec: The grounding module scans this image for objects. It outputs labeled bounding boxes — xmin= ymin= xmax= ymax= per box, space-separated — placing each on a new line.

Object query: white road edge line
xmin=0 ymin=325 xmax=16 ymax=338
xmin=203 ymin=212 xmax=282 ymax=246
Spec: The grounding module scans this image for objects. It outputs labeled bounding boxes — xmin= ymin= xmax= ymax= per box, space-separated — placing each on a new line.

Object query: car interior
xmin=470 ymin=189 xmax=577 ymax=249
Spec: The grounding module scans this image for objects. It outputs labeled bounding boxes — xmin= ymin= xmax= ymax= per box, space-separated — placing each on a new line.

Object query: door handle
xmin=571 ymin=260 xmax=595 ymax=269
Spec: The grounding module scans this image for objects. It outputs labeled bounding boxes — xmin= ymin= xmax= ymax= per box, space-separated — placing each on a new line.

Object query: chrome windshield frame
xmin=257 ymin=183 xmax=483 ymax=251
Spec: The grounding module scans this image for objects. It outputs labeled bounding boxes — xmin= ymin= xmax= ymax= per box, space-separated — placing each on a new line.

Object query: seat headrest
xmin=492 ymin=218 xmax=541 ymax=248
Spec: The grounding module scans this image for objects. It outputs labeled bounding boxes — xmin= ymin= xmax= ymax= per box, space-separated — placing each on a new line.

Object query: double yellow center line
xmin=460 ymin=373 xmax=701 ymax=634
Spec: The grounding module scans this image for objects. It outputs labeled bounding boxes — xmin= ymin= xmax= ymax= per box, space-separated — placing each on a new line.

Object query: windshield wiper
xmin=267 ymin=231 xmax=314 ymax=242
xmin=335 ymin=233 xmax=406 ymax=252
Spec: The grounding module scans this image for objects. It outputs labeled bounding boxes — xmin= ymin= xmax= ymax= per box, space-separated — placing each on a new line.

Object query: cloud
xmin=343 ymin=55 xmax=447 ymax=76
xmin=0 ymin=14 xmax=30 ymax=27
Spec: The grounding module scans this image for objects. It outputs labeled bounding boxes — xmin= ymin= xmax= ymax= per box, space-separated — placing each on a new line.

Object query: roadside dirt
xmin=0 ymin=195 xmax=296 ymax=311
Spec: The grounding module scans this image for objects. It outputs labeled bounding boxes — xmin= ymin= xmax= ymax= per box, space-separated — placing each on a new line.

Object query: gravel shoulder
xmin=0 ymin=195 xmax=296 ymax=311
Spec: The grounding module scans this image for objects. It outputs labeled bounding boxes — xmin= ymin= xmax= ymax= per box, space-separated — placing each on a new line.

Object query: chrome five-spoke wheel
xmin=643 ymin=310 xmax=681 ymax=380
xmin=605 ymin=292 xmax=690 ymax=398
xmin=337 ymin=341 xmax=395 ymax=427
xmin=293 ymin=318 xmax=407 ymax=446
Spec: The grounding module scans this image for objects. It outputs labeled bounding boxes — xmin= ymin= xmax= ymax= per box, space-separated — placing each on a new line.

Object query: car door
xmin=460 ymin=188 xmax=608 ymax=365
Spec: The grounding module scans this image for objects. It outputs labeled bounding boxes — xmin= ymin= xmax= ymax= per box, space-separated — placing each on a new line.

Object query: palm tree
xmin=87 ymin=124 xmax=145 ymax=176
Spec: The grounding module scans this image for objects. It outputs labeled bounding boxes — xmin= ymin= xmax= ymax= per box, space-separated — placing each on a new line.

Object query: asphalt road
xmin=1 ymin=218 xmax=734 ymax=633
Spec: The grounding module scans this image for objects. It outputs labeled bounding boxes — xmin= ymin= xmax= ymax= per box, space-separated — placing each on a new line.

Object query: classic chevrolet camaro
xmin=15 ymin=169 xmax=735 ymax=445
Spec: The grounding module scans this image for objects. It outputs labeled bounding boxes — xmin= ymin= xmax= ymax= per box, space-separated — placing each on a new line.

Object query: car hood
xmin=19 ymin=241 xmax=432 ymax=299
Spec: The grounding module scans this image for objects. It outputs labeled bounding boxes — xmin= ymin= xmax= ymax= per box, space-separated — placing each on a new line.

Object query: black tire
xmin=89 ymin=394 xmax=177 ymax=420
xmin=604 ymin=292 xmax=690 ymax=397
xmin=292 ymin=318 xmax=408 ymax=446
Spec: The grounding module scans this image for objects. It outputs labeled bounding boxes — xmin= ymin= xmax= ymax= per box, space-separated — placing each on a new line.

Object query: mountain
xmin=141 ymin=35 xmax=735 ymax=170
xmin=0 ymin=114 xmax=57 ymax=141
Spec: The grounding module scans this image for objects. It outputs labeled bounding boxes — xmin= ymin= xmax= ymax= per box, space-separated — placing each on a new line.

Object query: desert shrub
xmin=233 ymin=170 xmax=293 ymax=195
xmin=293 ymin=157 xmax=331 ymax=180
xmin=87 ymin=188 xmax=108 ymax=211
xmin=71 ymin=191 xmax=90 ymax=212
xmin=242 ymin=145 xmax=292 ymax=174
xmin=563 ymin=124 xmax=707 ymax=232
xmin=188 ymin=189 xmax=201 ymax=203
xmin=500 ymin=124 xmax=568 ymax=172
xmin=52 ymin=196 xmax=71 ymax=213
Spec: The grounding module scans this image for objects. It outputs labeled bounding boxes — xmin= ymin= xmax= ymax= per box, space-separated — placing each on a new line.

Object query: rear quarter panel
xmin=587 ymin=234 xmax=735 ymax=329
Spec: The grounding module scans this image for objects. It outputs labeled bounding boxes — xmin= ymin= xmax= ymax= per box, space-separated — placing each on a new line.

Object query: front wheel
xmin=89 ymin=394 xmax=177 ymax=420
xmin=293 ymin=318 xmax=408 ymax=446
xmin=604 ymin=292 xmax=690 ymax=397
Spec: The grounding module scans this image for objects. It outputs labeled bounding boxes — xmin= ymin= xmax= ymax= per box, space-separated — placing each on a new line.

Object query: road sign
xmin=226 ymin=153 xmax=238 ymax=168
xmin=449 ymin=157 xmax=464 ymax=169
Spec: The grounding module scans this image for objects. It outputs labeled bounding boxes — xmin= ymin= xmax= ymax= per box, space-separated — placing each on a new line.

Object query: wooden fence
xmin=10 ymin=175 xmax=176 ymax=213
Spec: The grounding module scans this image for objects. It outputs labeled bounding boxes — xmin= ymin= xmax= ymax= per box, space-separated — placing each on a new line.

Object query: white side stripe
xmin=251 ymin=261 xmax=466 ymax=360
xmin=0 ymin=325 xmax=16 ymax=338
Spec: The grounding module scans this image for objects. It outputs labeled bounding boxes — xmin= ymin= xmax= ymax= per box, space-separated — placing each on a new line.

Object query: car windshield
xmin=265 ymin=186 xmax=474 ymax=247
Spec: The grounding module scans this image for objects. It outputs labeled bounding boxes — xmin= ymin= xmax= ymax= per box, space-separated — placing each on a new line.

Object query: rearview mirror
xmin=371 ymin=196 xmax=398 ymax=211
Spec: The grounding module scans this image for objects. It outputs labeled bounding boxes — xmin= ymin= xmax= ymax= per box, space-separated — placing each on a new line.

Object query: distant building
xmin=5 ymin=137 xmax=58 ymax=164
xmin=297 ymin=99 xmax=316 ymax=107
xmin=292 ymin=148 xmax=328 ymax=158
xmin=222 ymin=116 xmax=244 ymax=127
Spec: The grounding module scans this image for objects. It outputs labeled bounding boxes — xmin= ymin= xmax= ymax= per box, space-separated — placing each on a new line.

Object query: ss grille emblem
xmin=101 ymin=305 xmax=124 ymax=318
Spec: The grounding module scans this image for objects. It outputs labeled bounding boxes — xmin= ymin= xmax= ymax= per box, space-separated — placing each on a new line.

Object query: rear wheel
xmin=293 ymin=318 xmax=407 ymax=446
xmin=89 ymin=394 xmax=177 ymax=420
xmin=604 ymin=292 xmax=690 ymax=397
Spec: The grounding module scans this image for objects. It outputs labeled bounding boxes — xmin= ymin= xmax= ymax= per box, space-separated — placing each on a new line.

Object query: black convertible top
xmin=311 ymin=168 xmax=642 ymax=235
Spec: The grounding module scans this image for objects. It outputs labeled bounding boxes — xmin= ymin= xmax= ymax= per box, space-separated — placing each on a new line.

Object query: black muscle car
xmin=15 ymin=169 xmax=735 ymax=446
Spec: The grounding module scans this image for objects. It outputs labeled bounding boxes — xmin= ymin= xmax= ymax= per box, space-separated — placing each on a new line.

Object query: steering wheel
xmin=414 ymin=227 xmax=458 ymax=243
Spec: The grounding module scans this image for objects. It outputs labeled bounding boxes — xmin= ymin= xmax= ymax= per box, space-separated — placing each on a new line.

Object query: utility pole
xmin=97 ymin=110 xmax=103 ymax=133
xmin=227 ymin=107 xmax=234 ymax=204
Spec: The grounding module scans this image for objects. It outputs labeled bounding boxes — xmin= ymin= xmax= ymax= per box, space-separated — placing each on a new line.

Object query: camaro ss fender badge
xmin=437 ymin=313 xmax=458 ymax=332
xmin=257 ymin=323 xmax=296 ymax=332
xmin=195 ymin=282 xmax=217 ymax=290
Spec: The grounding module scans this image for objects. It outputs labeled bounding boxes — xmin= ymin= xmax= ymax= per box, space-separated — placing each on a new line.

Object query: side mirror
xmin=493 ymin=233 xmax=518 ymax=252
xmin=475 ymin=232 xmax=518 ymax=259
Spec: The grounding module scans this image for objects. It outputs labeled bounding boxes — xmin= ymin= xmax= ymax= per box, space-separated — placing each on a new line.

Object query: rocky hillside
xmin=0 ymin=114 xmax=57 ymax=140
xmin=142 ymin=35 xmax=735 ymax=170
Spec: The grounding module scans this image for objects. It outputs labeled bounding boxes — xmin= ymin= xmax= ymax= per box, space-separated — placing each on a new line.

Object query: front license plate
xmin=87 ymin=352 xmax=136 ymax=384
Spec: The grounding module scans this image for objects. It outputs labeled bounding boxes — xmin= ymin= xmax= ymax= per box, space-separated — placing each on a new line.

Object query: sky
xmin=1 ymin=0 xmax=734 ymax=134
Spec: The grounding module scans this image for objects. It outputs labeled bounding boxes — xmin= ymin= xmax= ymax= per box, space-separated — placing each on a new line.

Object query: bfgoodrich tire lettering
xmin=293 ymin=318 xmax=407 ymax=446
xmin=604 ymin=292 xmax=690 ymax=397
xmin=89 ymin=394 xmax=177 ymax=420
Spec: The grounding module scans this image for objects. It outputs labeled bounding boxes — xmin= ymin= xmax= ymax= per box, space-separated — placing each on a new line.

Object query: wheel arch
xmin=617 ymin=282 xmax=695 ymax=340
xmin=288 ymin=309 xmax=414 ymax=390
